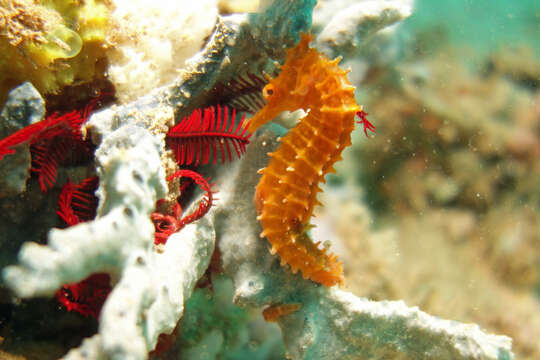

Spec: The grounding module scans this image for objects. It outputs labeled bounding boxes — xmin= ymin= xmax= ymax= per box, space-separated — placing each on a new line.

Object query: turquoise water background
xmin=402 ymin=0 xmax=539 ymax=58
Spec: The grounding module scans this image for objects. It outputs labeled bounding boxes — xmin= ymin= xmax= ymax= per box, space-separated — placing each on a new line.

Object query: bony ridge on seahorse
xmin=249 ymin=33 xmax=363 ymax=287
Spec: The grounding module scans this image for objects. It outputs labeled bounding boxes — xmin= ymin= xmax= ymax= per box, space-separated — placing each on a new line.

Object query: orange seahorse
xmin=249 ymin=34 xmax=362 ymax=286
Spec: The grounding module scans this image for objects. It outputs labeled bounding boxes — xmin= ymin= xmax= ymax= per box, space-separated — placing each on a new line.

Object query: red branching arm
xmin=213 ymin=72 xmax=268 ymax=113
xmin=55 ymin=176 xmax=106 ymax=319
xmin=1 ymin=94 xmax=104 ymax=191
xmin=57 ymin=180 xmax=79 ymax=226
xmin=166 ymin=105 xmax=252 ymax=166
xmin=55 ymin=273 xmax=111 ymax=318
xmin=57 ymin=176 xmax=99 ymax=227
xmin=356 ymin=110 xmax=376 ymax=138
xmin=169 ymin=170 xmax=215 ymax=229
xmin=0 ymin=94 xmax=101 ymax=161
xmin=151 ymin=170 xmax=215 ymax=244
xmin=0 ymin=113 xmax=70 ymax=161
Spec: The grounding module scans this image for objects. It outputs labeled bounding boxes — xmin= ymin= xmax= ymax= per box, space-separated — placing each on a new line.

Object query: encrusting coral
xmin=106 ymin=0 xmax=219 ymax=104
xmin=0 ymin=1 xmax=517 ymax=359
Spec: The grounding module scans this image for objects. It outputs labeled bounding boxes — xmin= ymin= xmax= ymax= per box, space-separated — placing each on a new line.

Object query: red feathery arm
xmin=166 ymin=105 xmax=252 ymax=166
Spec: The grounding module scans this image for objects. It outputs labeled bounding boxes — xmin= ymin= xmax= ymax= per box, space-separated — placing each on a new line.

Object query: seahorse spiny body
xmin=249 ymin=34 xmax=362 ymax=286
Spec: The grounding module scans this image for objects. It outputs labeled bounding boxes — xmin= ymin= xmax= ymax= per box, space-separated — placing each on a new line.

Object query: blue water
xmin=402 ymin=0 xmax=539 ymax=58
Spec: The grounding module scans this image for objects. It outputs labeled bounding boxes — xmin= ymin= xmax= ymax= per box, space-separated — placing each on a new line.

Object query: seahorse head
xmin=248 ymin=33 xmax=319 ymax=132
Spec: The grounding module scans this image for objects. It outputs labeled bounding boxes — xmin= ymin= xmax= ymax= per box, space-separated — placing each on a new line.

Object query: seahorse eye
xmin=264 ymin=85 xmax=274 ymax=97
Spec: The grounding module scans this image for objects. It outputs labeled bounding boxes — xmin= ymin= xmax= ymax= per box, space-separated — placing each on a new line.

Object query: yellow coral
xmin=0 ymin=0 xmax=111 ymax=105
